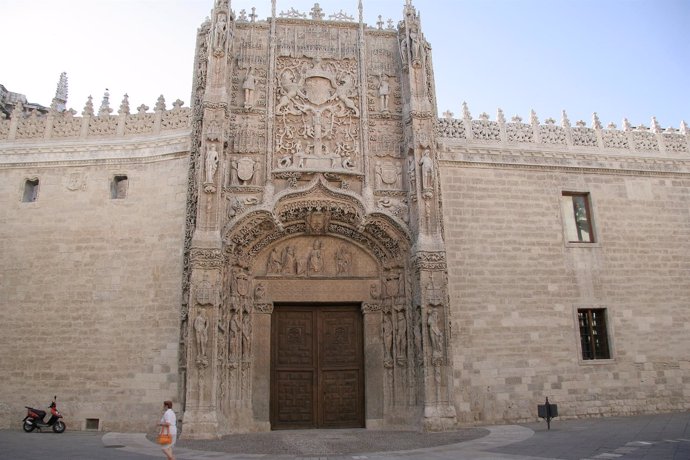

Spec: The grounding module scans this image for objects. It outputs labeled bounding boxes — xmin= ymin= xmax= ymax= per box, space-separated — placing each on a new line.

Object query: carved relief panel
xmin=273 ymin=57 xmax=361 ymax=174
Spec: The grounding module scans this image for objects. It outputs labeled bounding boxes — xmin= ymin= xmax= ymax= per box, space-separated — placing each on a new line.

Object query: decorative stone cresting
xmin=0 ymin=95 xmax=191 ymax=141
xmin=437 ymin=103 xmax=689 ymax=156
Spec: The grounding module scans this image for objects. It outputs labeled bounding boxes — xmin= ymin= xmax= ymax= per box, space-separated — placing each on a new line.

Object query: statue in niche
xmin=409 ymin=27 xmax=422 ymax=64
xmin=428 ymin=308 xmax=443 ymax=359
xmin=267 ymin=247 xmax=283 ymax=274
xmin=241 ymin=312 xmax=252 ymax=360
xmin=307 ymin=239 xmax=324 ymax=276
xmin=335 ymin=245 xmax=352 ymax=276
xmin=419 ymin=148 xmax=433 ymax=190
xmin=399 ymin=34 xmax=409 ymax=67
xmin=205 ymin=144 xmax=219 ymax=184
xmin=281 ymin=246 xmax=298 ymax=275
xmin=243 ymin=68 xmax=256 ymax=108
xmin=394 ymin=303 xmax=407 ymax=363
xmin=213 ymin=14 xmax=227 ymax=52
xmin=383 ymin=313 xmax=393 ymax=366
xmin=228 ymin=311 xmax=240 ymax=361
xmin=378 ymin=74 xmax=390 ymax=112
xmin=194 ymin=310 xmax=209 ymax=359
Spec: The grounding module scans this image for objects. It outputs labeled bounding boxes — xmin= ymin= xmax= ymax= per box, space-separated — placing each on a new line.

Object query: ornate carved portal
xmin=182 ymin=0 xmax=457 ymax=439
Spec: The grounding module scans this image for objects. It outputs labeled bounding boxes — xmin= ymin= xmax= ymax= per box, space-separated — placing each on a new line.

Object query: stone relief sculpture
xmin=228 ymin=311 xmax=240 ymax=362
xmin=232 ymin=157 xmax=256 ymax=185
xmin=335 ymin=245 xmax=352 ymax=276
xmin=243 ymin=68 xmax=256 ymax=109
xmin=375 ymin=161 xmax=402 ymax=190
xmin=419 ymin=148 xmax=433 ymax=191
xmin=213 ymin=14 xmax=228 ymax=54
xmin=266 ymin=247 xmax=283 ymax=274
xmin=205 ymin=143 xmax=219 ymax=184
xmin=307 ymin=239 xmax=324 ymax=276
xmin=427 ymin=307 xmax=443 ymax=361
xmin=241 ymin=311 xmax=252 ymax=360
xmin=378 ymin=74 xmax=390 ymax=112
xmin=383 ymin=313 xmax=393 ymax=367
xmin=194 ymin=310 xmax=209 ymax=362
xmin=281 ymin=246 xmax=299 ymax=275
xmin=274 ymin=58 xmax=360 ymax=172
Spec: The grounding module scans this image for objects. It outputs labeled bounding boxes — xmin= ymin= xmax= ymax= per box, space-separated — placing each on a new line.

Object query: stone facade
xmin=0 ymin=0 xmax=688 ymax=437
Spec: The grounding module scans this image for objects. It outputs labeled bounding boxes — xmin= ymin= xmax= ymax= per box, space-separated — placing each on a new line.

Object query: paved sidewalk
xmin=1 ymin=411 xmax=689 ymax=459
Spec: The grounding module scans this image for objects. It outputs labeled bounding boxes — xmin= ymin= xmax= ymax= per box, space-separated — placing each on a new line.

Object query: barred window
xmin=578 ymin=308 xmax=610 ymax=360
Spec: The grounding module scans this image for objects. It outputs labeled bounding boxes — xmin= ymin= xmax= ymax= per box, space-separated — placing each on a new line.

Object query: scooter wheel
xmin=53 ymin=421 xmax=66 ymax=433
xmin=22 ymin=421 xmax=35 ymax=432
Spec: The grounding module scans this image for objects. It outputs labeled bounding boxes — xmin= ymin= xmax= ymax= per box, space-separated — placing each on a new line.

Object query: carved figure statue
xmin=399 ymin=34 xmax=409 ymax=67
xmin=409 ymin=24 xmax=423 ymax=64
xmin=281 ymin=246 xmax=298 ymax=275
xmin=428 ymin=308 xmax=443 ymax=359
xmin=213 ymin=14 xmax=228 ymax=51
xmin=242 ymin=312 xmax=252 ymax=359
xmin=394 ymin=303 xmax=407 ymax=362
xmin=335 ymin=245 xmax=352 ymax=276
xmin=229 ymin=311 xmax=240 ymax=360
xmin=307 ymin=239 xmax=324 ymax=275
xmin=419 ymin=148 xmax=433 ymax=190
xmin=267 ymin=248 xmax=283 ymax=274
xmin=205 ymin=144 xmax=219 ymax=184
xmin=243 ymin=68 xmax=256 ymax=108
xmin=378 ymin=74 xmax=390 ymax=112
xmin=194 ymin=310 xmax=209 ymax=358
xmin=383 ymin=313 xmax=393 ymax=364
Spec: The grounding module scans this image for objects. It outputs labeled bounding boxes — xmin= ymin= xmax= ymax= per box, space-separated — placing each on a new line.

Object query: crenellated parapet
xmin=0 ymin=93 xmax=191 ymax=143
xmin=437 ymin=103 xmax=689 ymax=158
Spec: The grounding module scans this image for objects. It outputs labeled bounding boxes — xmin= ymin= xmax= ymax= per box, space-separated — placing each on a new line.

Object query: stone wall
xmin=0 ymin=137 xmax=190 ymax=431
xmin=440 ymin=161 xmax=690 ymax=424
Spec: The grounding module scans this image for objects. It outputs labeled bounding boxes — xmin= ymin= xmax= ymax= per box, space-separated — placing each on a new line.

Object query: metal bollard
xmin=537 ymin=397 xmax=558 ymax=430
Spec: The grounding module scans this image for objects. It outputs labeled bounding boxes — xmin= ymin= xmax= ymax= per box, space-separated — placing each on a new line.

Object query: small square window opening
xmin=22 ymin=178 xmax=39 ymax=202
xmin=111 ymin=175 xmax=128 ymax=199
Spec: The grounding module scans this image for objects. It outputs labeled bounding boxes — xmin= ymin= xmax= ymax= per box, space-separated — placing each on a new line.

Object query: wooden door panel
xmin=320 ymin=369 xmax=362 ymax=427
xmin=320 ymin=311 xmax=360 ymax=368
xmin=271 ymin=305 xmax=363 ymax=429
xmin=273 ymin=370 xmax=315 ymax=426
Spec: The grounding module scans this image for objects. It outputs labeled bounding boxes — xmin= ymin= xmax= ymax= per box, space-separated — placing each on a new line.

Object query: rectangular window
xmin=22 ymin=178 xmax=39 ymax=202
xmin=111 ymin=175 xmax=128 ymax=199
xmin=578 ymin=308 xmax=610 ymax=360
xmin=561 ymin=192 xmax=595 ymax=243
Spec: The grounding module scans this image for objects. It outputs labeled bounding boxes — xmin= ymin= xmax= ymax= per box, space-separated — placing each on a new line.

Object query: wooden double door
xmin=270 ymin=304 xmax=364 ymax=429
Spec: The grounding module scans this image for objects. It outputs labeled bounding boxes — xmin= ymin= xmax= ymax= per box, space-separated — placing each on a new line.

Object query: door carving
xmin=271 ymin=305 xmax=364 ymax=429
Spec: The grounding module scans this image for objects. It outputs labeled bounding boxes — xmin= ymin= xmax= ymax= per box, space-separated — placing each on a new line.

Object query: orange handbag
xmin=157 ymin=425 xmax=172 ymax=445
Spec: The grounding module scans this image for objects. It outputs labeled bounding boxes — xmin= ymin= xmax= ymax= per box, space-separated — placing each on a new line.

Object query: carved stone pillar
xmin=413 ymin=252 xmax=457 ymax=431
xmin=183 ymin=248 xmax=224 ymax=439
xmin=362 ymin=302 xmax=384 ymax=428
xmin=251 ymin=302 xmax=273 ymax=432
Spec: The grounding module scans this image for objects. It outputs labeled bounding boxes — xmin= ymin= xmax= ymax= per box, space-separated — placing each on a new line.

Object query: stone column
xmin=251 ymin=302 xmax=273 ymax=432
xmin=182 ymin=248 xmax=224 ymax=439
xmin=362 ymin=302 xmax=384 ymax=429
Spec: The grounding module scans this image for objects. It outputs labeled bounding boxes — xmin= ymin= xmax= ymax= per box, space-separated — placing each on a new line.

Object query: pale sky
xmin=3 ymin=0 xmax=688 ymax=128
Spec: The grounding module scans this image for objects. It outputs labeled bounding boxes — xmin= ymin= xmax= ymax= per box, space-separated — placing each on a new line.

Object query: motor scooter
xmin=22 ymin=396 xmax=66 ymax=433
